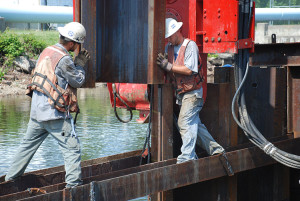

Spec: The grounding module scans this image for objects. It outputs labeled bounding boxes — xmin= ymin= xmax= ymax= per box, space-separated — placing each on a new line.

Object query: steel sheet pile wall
xmin=78 ymin=0 xmax=165 ymax=85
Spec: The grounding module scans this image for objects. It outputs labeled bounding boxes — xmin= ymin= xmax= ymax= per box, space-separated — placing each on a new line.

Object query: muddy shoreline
xmin=0 ymin=70 xmax=31 ymax=97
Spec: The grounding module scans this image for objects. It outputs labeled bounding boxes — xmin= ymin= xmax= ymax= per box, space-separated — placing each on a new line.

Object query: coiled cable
xmin=232 ymin=0 xmax=300 ymax=169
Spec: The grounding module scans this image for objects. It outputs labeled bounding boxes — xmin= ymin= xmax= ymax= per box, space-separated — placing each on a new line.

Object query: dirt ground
xmin=0 ymin=70 xmax=31 ymax=97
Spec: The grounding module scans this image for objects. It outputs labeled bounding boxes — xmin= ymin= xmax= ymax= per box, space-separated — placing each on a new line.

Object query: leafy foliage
xmin=22 ymin=34 xmax=45 ymax=59
xmin=0 ymin=67 xmax=6 ymax=80
xmin=0 ymin=32 xmax=25 ymax=67
xmin=0 ymin=30 xmax=59 ymax=72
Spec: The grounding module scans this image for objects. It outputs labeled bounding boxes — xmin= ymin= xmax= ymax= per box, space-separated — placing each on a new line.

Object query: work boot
xmin=219 ymin=152 xmax=234 ymax=176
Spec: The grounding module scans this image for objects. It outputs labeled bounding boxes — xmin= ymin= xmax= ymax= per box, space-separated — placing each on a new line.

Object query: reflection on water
xmin=0 ymin=84 xmax=147 ymax=200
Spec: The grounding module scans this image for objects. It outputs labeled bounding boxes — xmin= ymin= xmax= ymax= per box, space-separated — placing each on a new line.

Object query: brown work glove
xmin=74 ymin=48 xmax=91 ymax=67
xmin=157 ymin=52 xmax=172 ymax=72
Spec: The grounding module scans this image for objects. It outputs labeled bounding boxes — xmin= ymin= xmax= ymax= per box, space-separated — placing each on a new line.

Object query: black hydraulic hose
xmin=232 ymin=0 xmax=300 ymax=169
xmin=233 ymin=60 xmax=300 ymax=168
xmin=140 ymin=84 xmax=153 ymax=165
xmin=238 ymin=0 xmax=264 ymax=144
xmin=112 ymin=83 xmax=133 ymax=123
xmin=232 ymin=62 xmax=263 ymax=147
xmin=74 ymin=108 xmax=80 ymax=125
xmin=234 ymin=0 xmax=260 ymax=143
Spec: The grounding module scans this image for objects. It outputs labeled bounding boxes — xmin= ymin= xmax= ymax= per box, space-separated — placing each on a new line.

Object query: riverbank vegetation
xmin=0 ymin=29 xmax=59 ymax=79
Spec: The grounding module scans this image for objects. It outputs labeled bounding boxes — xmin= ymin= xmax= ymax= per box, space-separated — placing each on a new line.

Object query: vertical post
xmin=151 ymin=84 xmax=173 ymax=161
xmin=147 ymin=0 xmax=166 ymax=84
xmin=74 ymin=0 xmax=81 ymax=57
xmin=288 ymin=66 xmax=300 ymax=137
xmin=151 ymin=84 xmax=174 ymax=201
xmin=79 ymin=0 xmax=96 ymax=87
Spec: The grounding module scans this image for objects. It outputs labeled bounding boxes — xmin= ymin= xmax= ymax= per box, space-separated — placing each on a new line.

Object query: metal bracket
xmin=237 ymin=38 xmax=254 ymax=49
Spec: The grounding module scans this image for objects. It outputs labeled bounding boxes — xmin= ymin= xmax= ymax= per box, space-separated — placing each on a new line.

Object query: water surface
xmin=0 ymin=85 xmax=148 ymax=200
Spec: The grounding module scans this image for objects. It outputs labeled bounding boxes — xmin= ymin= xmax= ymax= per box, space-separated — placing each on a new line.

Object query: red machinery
xmin=106 ymin=0 xmax=255 ymax=123
xmin=107 ymin=83 xmax=150 ymax=123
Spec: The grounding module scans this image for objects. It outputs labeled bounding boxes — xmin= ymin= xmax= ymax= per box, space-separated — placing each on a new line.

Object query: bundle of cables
xmin=232 ymin=0 xmax=300 ymax=169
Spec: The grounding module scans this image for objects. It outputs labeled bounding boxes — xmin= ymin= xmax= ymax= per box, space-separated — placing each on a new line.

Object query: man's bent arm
xmin=171 ymin=64 xmax=193 ymax=75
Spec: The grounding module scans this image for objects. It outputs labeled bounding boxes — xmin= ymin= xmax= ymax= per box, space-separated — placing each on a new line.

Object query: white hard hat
xmin=165 ymin=18 xmax=183 ymax=38
xmin=58 ymin=22 xmax=86 ymax=44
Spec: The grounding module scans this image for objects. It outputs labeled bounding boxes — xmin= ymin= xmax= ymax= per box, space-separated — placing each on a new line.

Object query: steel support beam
xmin=0 ymin=150 xmax=142 ymax=197
xmin=249 ymin=43 xmax=300 ymax=67
xmin=0 ymin=150 xmax=141 ymax=184
xmin=151 ymin=83 xmax=174 ymax=201
xmin=9 ymin=138 xmax=300 ymax=201
xmin=80 ymin=0 xmax=96 ymax=87
xmin=287 ymin=67 xmax=300 ymax=137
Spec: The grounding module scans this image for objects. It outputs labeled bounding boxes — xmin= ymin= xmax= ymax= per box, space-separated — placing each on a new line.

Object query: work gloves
xmin=74 ymin=48 xmax=91 ymax=67
xmin=157 ymin=53 xmax=172 ymax=72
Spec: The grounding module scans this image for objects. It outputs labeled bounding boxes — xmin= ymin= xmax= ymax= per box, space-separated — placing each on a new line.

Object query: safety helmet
xmin=165 ymin=18 xmax=183 ymax=38
xmin=58 ymin=22 xmax=86 ymax=44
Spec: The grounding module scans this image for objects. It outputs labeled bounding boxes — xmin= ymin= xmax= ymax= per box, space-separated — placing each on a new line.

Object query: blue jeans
xmin=5 ymin=118 xmax=82 ymax=188
xmin=177 ymin=93 xmax=224 ymax=163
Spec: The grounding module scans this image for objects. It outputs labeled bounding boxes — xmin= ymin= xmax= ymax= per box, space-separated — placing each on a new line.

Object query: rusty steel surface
xmin=243 ymin=67 xmax=287 ymax=139
xmin=80 ymin=0 xmax=96 ymax=87
xmin=151 ymin=84 xmax=174 ymax=164
xmin=0 ymin=156 xmax=141 ymax=198
xmin=1 ymin=159 xmax=175 ymax=201
xmin=237 ymin=164 xmax=290 ymax=201
xmin=92 ymin=0 xmax=165 ymax=84
xmin=0 ymin=151 xmax=142 ymax=198
xmin=287 ymin=67 xmax=300 ymax=137
xmin=200 ymin=82 xmax=238 ymax=148
xmin=75 ymin=0 xmax=166 ymax=84
xmin=7 ymin=138 xmax=300 ymax=201
xmin=0 ymin=150 xmax=141 ymax=183
xmin=249 ymin=43 xmax=300 ymax=66
xmin=204 ymin=67 xmax=287 ymax=146
xmin=292 ymin=68 xmax=300 ymax=136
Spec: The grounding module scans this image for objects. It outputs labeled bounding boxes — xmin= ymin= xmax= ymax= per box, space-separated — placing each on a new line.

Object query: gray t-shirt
xmin=165 ymin=39 xmax=199 ymax=74
xmin=30 ymin=43 xmax=85 ymax=121
xmin=165 ymin=39 xmax=203 ymax=105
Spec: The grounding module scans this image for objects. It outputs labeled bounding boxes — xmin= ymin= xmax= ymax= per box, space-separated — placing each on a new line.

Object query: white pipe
xmin=255 ymin=8 xmax=300 ymax=21
xmin=0 ymin=6 xmax=300 ymax=23
xmin=0 ymin=5 xmax=72 ymax=23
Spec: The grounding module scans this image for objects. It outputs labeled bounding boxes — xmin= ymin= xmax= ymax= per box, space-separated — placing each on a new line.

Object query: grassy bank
xmin=0 ymin=29 xmax=59 ymax=79
xmin=5 ymin=29 xmax=59 ymax=49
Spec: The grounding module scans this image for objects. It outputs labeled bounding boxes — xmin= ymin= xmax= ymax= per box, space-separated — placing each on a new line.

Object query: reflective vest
xmin=167 ymin=38 xmax=203 ymax=95
xmin=26 ymin=45 xmax=79 ymax=113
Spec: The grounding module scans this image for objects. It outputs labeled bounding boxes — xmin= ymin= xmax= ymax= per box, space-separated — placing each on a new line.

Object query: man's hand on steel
xmin=74 ymin=48 xmax=91 ymax=67
xmin=157 ymin=53 xmax=172 ymax=72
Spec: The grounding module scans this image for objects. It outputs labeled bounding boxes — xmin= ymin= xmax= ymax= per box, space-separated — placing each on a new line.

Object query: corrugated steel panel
xmin=77 ymin=0 xmax=165 ymax=85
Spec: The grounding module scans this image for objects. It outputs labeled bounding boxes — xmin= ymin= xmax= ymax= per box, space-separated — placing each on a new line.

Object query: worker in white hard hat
xmin=5 ymin=22 xmax=90 ymax=188
xmin=157 ymin=18 xmax=234 ymax=176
